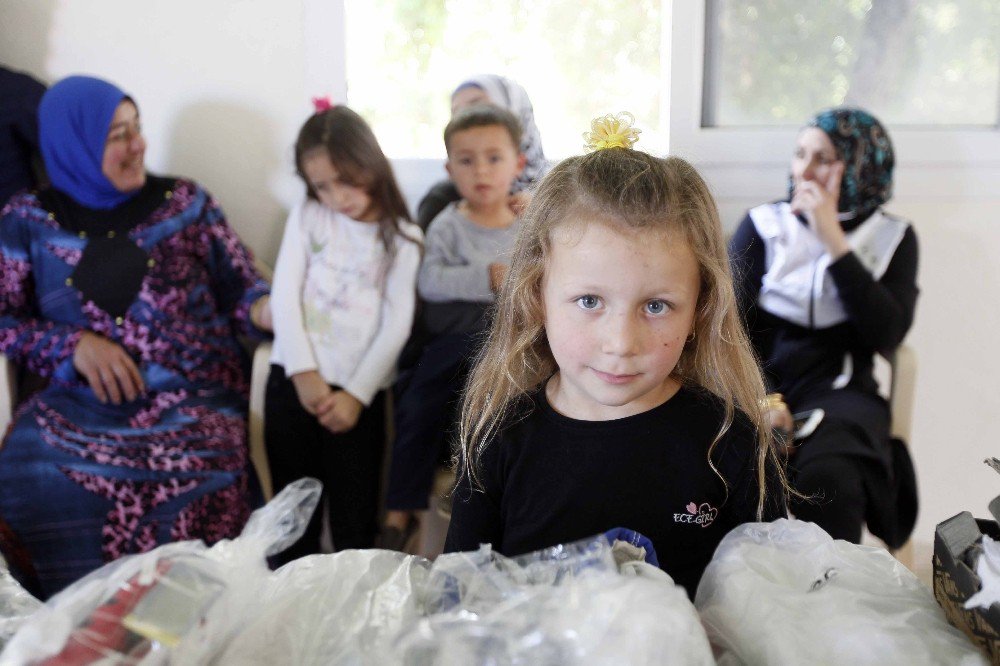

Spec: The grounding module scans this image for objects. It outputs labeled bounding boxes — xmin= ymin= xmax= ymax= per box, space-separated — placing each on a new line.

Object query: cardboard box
xmin=933 ymin=509 xmax=1000 ymax=663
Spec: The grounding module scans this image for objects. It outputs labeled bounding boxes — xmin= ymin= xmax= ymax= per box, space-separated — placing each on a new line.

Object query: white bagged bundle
xmin=0 ymin=478 xmax=322 ymax=665
xmin=0 ymin=561 xmax=41 ymax=651
xmin=215 ymin=550 xmax=429 ymax=665
xmin=388 ymin=536 xmax=713 ymax=665
xmin=695 ymin=518 xmax=986 ymax=665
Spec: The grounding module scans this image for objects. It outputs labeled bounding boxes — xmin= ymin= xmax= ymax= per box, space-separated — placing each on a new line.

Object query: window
xmin=703 ymin=0 xmax=1000 ymax=128
xmin=344 ymin=0 xmax=666 ymax=158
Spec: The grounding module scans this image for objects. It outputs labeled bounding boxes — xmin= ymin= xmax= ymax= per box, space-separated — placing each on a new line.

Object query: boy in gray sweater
xmin=382 ymin=105 xmax=525 ymax=549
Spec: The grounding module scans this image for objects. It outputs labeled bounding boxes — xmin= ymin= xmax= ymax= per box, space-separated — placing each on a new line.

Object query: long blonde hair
xmin=458 ymin=147 xmax=787 ymax=518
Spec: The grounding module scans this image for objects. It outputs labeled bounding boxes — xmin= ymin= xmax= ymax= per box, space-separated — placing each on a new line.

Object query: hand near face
xmin=73 ymin=331 xmax=145 ymax=404
xmin=315 ymin=390 xmax=363 ymax=434
xmin=791 ymin=161 xmax=849 ymax=258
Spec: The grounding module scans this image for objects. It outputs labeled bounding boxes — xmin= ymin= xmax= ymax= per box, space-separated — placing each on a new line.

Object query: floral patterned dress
xmin=0 ymin=176 xmax=268 ymax=598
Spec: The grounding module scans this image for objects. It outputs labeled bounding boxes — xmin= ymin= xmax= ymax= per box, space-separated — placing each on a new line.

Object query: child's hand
xmin=291 ymin=370 xmax=332 ymax=415
xmin=489 ymin=262 xmax=508 ymax=292
xmin=316 ymin=390 xmax=363 ymax=434
xmin=508 ymin=191 xmax=531 ymax=217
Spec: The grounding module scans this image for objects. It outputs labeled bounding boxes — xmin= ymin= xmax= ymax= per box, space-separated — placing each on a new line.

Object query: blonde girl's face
xmin=301 ymin=149 xmax=378 ymax=222
xmin=541 ymin=219 xmax=701 ymax=421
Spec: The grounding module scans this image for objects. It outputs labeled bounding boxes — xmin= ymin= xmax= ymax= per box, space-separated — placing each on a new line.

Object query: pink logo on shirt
xmin=674 ymin=501 xmax=718 ymax=528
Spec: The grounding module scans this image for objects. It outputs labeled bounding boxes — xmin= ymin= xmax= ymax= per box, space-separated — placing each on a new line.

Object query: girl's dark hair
xmin=294 ymin=106 xmax=417 ymax=255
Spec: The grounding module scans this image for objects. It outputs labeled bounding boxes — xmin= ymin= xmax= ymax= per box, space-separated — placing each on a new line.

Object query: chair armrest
xmin=249 ymin=341 xmax=273 ymax=500
xmin=888 ymin=343 xmax=917 ymax=442
xmin=0 ymin=356 xmax=16 ymax=443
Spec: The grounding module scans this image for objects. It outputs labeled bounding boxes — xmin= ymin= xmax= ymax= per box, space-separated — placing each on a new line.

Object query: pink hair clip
xmin=312 ymin=96 xmax=334 ymax=114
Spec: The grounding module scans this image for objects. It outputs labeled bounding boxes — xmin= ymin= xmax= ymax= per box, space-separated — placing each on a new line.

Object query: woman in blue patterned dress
xmin=0 ymin=76 xmax=271 ymax=598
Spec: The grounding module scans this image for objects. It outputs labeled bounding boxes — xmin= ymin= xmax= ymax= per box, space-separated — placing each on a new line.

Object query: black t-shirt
xmin=444 ymin=385 xmax=787 ymax=599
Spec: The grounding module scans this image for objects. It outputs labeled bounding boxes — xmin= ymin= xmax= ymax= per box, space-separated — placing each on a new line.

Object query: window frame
xmin=667 ymin=0 xmax=1000 ymax=168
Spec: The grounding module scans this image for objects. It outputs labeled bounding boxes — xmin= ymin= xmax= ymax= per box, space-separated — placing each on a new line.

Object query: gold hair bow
xmin=583 ymin=112 xmax=641 ymax=151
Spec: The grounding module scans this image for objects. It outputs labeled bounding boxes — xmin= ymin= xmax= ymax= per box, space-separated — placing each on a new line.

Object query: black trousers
xmin=264 ymin=365 xmax=385 ymax=565
xmin=385 ymin=332 xmax=478 ymax=511
xmin=788 ymin=422 xmax=892 ymax=544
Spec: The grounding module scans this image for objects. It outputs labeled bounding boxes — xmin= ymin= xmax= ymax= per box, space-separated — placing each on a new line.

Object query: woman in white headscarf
xmin=415 ymin=74 xmax=548 ymax=229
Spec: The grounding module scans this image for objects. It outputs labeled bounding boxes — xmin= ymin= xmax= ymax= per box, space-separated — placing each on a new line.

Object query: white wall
xmin=3 ymin=0 xmax=1000 ymax=557
xmin=0 ymin=0 xmax=349 ymax=267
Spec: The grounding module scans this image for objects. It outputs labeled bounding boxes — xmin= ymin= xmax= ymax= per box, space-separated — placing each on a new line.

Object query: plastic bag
xmin=389 ymin=535 xmax=713 ymax=665
xmin=215 ymin=550 xmax=429 ymax=665
xmin=0 ymin=478 xmax=321 ymax=665
xmin=4 ymin=502 xmax=709 ymax=665
xmin=0 ymin=559 xmax=41 ymax=651
xmin=695 ymin=518 xmax=986 ymax=665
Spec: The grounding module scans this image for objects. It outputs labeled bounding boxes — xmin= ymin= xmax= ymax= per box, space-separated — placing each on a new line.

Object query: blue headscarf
xmin=800 ymin=107 xmax=895 ymax=223
xmin=38 ymin=75 xmax=138 ymax=210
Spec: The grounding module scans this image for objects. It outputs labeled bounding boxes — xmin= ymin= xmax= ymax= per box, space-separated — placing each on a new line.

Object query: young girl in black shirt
xmin=445 ymin=113 xmax=788 ymax=598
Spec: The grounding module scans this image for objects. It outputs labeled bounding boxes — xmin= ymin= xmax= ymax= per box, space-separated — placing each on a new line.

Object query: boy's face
xmin=446 ymin=125 xmax=526 ymax=210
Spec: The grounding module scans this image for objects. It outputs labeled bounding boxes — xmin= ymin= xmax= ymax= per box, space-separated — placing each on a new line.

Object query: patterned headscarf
xmin=453 ymin=74 xmax=548 ymax=190
xmin=38 ymin=75 xmax=136 ymax=210
xmin=796 ymin=107 xmax=895 ymax=223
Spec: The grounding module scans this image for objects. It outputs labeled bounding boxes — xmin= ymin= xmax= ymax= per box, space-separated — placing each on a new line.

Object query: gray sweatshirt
xmin=417 ymin=202 xmax=520 ymax=335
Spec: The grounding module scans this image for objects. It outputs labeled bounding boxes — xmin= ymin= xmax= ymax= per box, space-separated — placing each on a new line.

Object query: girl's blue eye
xmin=646 ymin=299 xmax=667 ymax=315
xmin=577 ymin=295 xmax=599 ymax=310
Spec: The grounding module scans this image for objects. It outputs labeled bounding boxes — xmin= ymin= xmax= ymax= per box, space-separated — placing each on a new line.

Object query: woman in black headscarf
xmin=729 ymin=108 xmax=919 ymax=546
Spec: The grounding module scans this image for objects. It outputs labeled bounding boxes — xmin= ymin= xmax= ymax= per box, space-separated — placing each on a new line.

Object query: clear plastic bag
xmin=215 ymin=533 xmax=707 ymax=665
xmin=0 ymin=477 xmax=321 ymax=665
xmin=695 ymin=518 xmax=987 ymax=665
xmin=215 ymin=550 xmax=429 ymax=665
xmin=0 ymin=559 xmax=41 ymax=651
xmin=389 ymin=535 xmax=714 ymax=665
xmin=4 ymin=500 xmax=710 ymax=665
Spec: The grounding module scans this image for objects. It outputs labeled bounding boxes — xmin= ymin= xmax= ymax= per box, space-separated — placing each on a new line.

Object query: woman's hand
xmin=291 ymin=370 xmax=332 ymax=415
xmin=790 ymin=162 xmax=849 ymax=259
xmin=316 ymin=390 xmax=363 ymax=434
xmin=763 ymin=393 xmax=795 ymax=454
xmin=767 ymin=403 xmax=795 ymax=438
xmin=73 ymin=331 xmax=145 ymax=404
xmin=250 ymin=295 xmax=272 ymax=332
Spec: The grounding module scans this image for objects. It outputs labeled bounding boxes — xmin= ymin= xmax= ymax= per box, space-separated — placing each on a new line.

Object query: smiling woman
xmin=0 ymin=75 xmax=271 ymax=599
xmin=101 ymin=100 xmax=146 ymax=193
